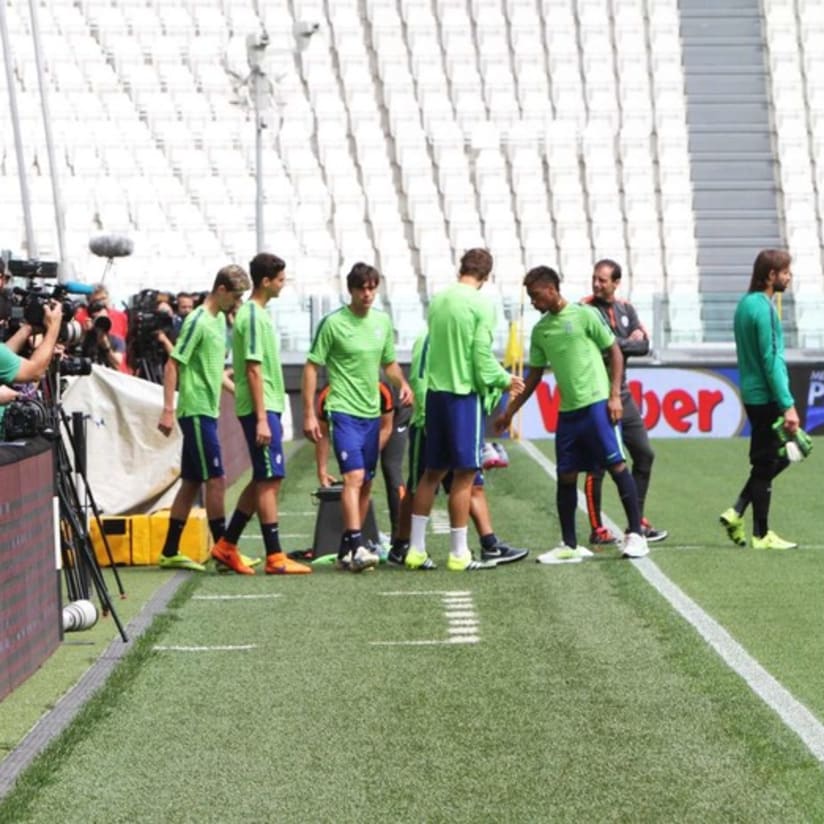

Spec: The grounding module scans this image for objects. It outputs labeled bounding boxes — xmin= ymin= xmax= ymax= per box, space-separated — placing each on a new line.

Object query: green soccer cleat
xmin=752 ymin=531 xmax=798 ymax=550
xmin=445 ymin=554 xmax=495 ymax=571
xmin=405 ymin=548 xmax=437 ymax=570
xmin=719 ymin=508 xmax=746 ymax=547
xmin=535 ymin=545 xmax=590 ymax=565
xmin=158 ymin=553 xmax=206 ymax=572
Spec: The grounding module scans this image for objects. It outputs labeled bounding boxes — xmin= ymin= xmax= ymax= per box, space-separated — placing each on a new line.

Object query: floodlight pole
xmin=0 ymin=0 xmax=37 ymax=258
xmin=28 ymin=0 xmax=67 ymax=266
xmin=247 ymin=32 xmax=270 ymax=254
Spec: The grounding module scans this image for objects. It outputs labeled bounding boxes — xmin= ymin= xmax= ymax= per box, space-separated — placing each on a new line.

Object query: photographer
xmin=0 ymin=304 xmax=63 ymax=436
xmin=82 ymin=302 xmax=127 ymax=372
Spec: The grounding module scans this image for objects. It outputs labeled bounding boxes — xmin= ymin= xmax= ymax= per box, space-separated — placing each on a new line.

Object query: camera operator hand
xmin=43 ymin=299 xmax=64 ymax=330
xmin=3 ymin=302 xmax=63 ymax=384
xmin=0 ymin=385 xmax=20 ymax=406
xmin=154 ymin=328 xmax=174 ymax=357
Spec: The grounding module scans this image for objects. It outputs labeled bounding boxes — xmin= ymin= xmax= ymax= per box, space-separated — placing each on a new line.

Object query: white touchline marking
xmin=371 ymin=637 xmax=479 ymax=646
xmin=153 ymin=645 xmax=257 ymax=652
xmin=374 ymin=591 xmax=481 ymax=645
xmin=193 ymin=594 xmax=283 ymax=601
xmin=379 ymin=591 xmax=471 ymax=597
xmin=431 ymin=510 xmax=450 ymax=534
xmin=519 ymin=438 xmax=824 ymax=764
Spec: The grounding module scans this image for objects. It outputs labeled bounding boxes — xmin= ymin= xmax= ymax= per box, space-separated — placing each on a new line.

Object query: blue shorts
xmin=407 ymin=423 xmax=484 ymax=495
xmin=239 ymin=411 xmax=286 ymax=481
xmin=178 ymin=415 xmax=224 ymax=482
xmin=424 ymin=390 xmax=484 ymax=471
xmin=555 ymin=400 xmax=625 ymax=475
xmin=329 ymin=411 xmax=380 ymax=479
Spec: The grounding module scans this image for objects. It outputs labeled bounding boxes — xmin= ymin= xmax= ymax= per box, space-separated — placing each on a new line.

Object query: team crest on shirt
xmin=374 ymin=328 xmax=383 ymax=339
xmin=564 ymin=321 xmax=573 ymax=334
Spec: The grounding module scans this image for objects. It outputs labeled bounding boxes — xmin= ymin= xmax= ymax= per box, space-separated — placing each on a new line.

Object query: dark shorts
xmin=239 ymin=411 xmax=286 ymax=481
xmin=556 ymin=400 xmax=625 ymax=475
xmin=424 ymin=390 xmax=484 ymax=471
xmin=406 ymin=423 xmax=484 ymax=495
xmin=178 ymin=415 xmax=224 ymax=482
xmin=329 ymin=411 xmax=380 ymax=479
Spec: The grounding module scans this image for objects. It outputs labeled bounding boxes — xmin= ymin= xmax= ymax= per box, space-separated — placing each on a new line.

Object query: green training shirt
xmin=425 ymin=282 xmax=510 ymax=400
xmin=408 ymin=333 xmax=428 ymax=428
xmin=733 ymin=291 xmax=794 ymax=410
xmin=232 ymin=299 xmax=285 ymax=416
xmin=528 ymin=303 xmax=615 ymax=413
xmin=172 ymin=305 xmax=226 ymax=418
xmin=0 ymin=345 xmax=22 ymax=435
xmin=307 ymin=305 xmax=395 ymax=418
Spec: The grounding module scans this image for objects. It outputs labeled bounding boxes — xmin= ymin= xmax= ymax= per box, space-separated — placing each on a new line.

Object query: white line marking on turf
xmin=153 ymin=645 xmax=257 ymax=652
xmin=431 ymin=509 xmax=450 ymax=534
xmin=193 ymin=594 xmax=282 ymax=601
xmin=519 ymin=438 xmax=824 ymax=764
xmin=373 ymin=590 xmax=481 ymax=646
xmin=379 ymin=591 xmax=471 ymax=596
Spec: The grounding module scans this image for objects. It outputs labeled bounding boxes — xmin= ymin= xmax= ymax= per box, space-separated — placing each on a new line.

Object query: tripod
xmin=43 ymin=363 xmax=128 ymax=642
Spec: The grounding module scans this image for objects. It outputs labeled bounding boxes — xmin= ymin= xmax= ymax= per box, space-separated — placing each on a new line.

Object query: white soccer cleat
xmin=536 ymin=545 xmax=588 ymax=564
xmin=622 ymin=532 xmax=649 ymax=559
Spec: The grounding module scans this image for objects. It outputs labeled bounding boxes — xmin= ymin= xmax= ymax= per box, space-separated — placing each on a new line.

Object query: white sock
xmin=410 ymin=514 xmax=429 ymax=553
xmin=449 ymin=526 xmax=469 ymax=559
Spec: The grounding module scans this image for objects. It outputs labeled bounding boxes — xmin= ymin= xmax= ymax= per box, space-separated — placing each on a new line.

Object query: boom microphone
xmin=88 ymin=233 xmax=134 ymax=259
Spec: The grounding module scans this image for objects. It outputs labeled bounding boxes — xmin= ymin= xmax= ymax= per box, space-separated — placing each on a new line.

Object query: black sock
xmin=162 ymin=518 xmax=186 ymax=557
xmin=557 ymin=483 xmax=578 ymax=548
xmin=208 ymin=517 xmax=226 ymax=543
xmin=262 ymin=522 xmax=282 ymax=556
xmin=612 ymin=466 xmax=641 ymax=534
xmin=750 ymin=478 xmax=771 ymax=538
xmin=225 ymin=510 xmax=253 ymax=545
xmin=480 ymin=533 xmax=498 ymax=550
xmin=391 ymin=538 xmax=409 ymax=555
xmin=339 ymin=529 xmax=362 ymax=559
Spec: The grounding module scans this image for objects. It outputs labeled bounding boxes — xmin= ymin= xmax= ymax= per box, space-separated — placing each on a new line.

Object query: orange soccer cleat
xmin=265 ymin=552 xmax=313 ymax=575
xmin=211 ymin=538 xmax=256 ymax=575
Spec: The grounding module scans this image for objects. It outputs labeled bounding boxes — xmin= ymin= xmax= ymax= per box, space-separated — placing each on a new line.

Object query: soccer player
xmin=391 ymin=332 xmax=529 ymax=568
xmin=404 ymin=248 xmax=524 ymax=572
xmin=156 ymin=264 xmax=250 ymax=570
xmin=720 ymin=249 xmax=799 ymax=550
xmin=581 ymin=259 xmax=668 ymax=545
xmin=301 ymin=262 xmax=412 ymax=572
xmin=494 ymin=265 xmax=649 ymax=562
xmin=210 ymin=253 xmax=311 ymax=575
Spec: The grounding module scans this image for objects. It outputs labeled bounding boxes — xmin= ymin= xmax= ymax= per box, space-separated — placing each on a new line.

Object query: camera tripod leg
xmin=58 ymin=479 xmax=128 ymax=642
xmin=60 ymin=408 xmax=126 ymax=599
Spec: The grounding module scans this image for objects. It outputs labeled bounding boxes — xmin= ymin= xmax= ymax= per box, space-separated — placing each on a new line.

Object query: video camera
xmin=0 ymin=259 xmax=84 ymax=345
xmin=126 ymin=289 xmax=174 ymax=380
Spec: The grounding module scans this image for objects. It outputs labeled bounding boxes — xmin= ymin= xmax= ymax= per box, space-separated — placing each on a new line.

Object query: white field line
xmin=379 ymin=590 xmax=471 ymax=597
xmin=431 ymin=509 xmax=450 ymax=534
xmin=372 ymin=591 xmax=480 ymax=646
xmin=153 ymin=644 xmax=257 ymax=652
xmin=518 ymin=438 xmax=824 ymax=764
xmin=193 ymin=594 xmax=283 ymax=601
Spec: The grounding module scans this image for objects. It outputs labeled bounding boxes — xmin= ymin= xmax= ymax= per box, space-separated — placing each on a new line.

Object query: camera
xmin=7 ymin=258 xmax=58 ymax=280
xmin=3 ymin=396 xmax=51 ymax=440
xmin=0 ymin=259 xmax=84 ymax=346
xmin=126 ymin=289 xmax=174 ymax=379
xmin=59 ymin=355 xmax=93 ymax=377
